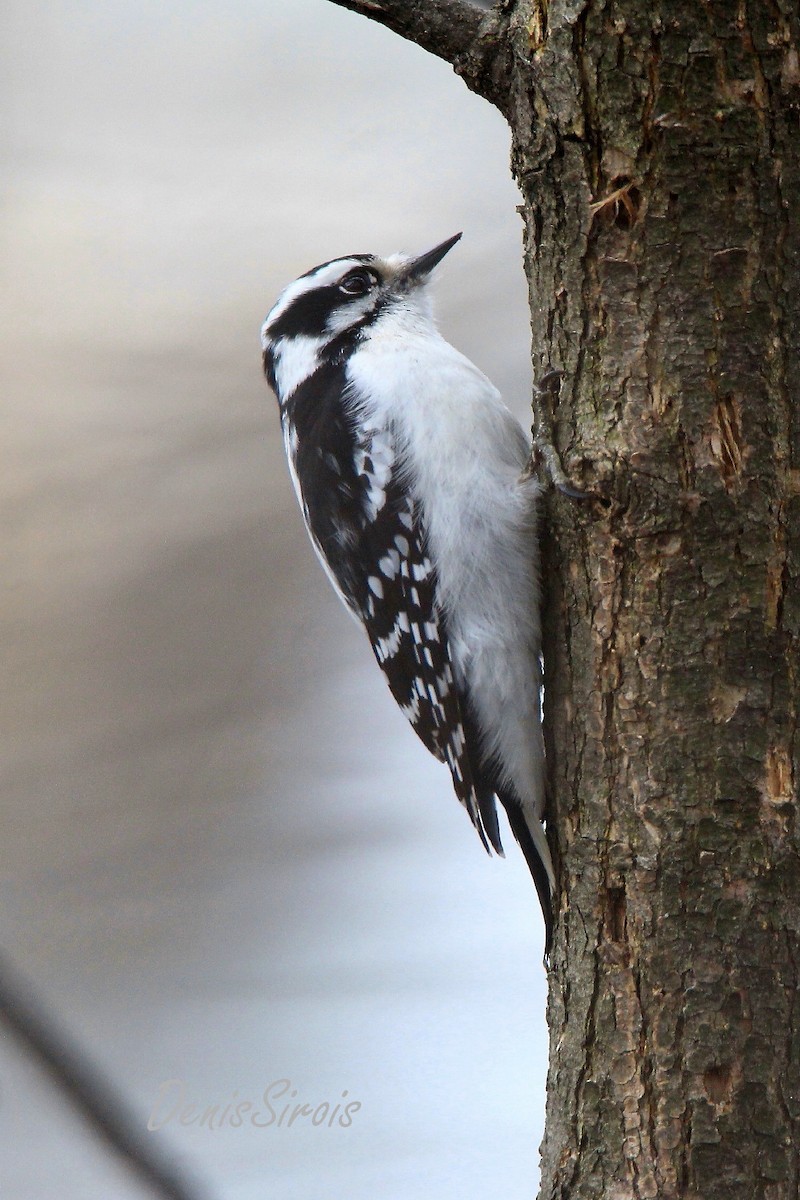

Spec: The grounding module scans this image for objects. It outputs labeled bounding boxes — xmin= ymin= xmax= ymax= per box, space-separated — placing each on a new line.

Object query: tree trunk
xmin=513 ymin=2 xmax=800 ymax=1195
xmin=331 ymin=1 xmax=800 ymax=1195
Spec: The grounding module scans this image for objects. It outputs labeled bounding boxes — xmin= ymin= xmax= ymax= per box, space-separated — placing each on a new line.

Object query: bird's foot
xmin=524 ymin=368 xmax=594 ymax=500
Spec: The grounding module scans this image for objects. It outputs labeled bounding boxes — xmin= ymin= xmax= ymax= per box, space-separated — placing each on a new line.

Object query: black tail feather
xmin=500 ymin=798 xmax=554 ymax=960
xmin=476 ymin=788 xmax=504 ymax=856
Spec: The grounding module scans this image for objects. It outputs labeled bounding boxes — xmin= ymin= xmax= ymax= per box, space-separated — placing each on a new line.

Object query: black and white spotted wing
xmin=354 ymin=480 xmax=501 ymax=854
xmin=280 ymin=366 xmax=501 ymax=854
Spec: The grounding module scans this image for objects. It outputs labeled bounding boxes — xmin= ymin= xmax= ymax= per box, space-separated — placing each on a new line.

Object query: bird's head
xmin=261 ymin=233 xmax=462 ymax=402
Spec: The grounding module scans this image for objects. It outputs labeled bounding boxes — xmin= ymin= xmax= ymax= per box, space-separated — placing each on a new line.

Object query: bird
xmin=261 ymin=233 xmax=554 ymax=953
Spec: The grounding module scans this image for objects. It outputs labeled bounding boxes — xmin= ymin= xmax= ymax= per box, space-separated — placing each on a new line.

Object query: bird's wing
xmin=286 ymin=396 xmax=502 ymax=854
xmin=348 ymin=463 xmax=503 ymax=856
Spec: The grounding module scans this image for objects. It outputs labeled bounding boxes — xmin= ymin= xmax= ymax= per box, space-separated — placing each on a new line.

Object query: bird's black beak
xmin=399 ymin=232 xmax=462 ymax=285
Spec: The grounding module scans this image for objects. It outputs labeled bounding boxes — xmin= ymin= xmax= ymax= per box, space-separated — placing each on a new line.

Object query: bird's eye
xmin=339 ymin=269 xmax=377 ymax=297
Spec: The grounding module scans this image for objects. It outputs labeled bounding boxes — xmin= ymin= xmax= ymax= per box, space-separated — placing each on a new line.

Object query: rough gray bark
xmin=326 ymin=0 xmax=515 ymax=109
xmin=330 ymin=2 xmax=800 ymax=1197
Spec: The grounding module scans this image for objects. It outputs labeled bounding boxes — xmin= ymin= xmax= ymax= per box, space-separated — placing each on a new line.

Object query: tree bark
xmin=330 ymin=1 xmax=800 ymax=1196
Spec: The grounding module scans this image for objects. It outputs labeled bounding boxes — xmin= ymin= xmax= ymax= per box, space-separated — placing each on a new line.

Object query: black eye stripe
xmin=267 ymin=270 xmax=383 ymax=342
xmin=266 ymin=285 xmax=343 ymax=340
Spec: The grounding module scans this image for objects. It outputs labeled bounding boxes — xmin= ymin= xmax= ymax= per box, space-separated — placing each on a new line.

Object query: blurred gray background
xmin=1 ymin=1 xmax=548 ymax=1196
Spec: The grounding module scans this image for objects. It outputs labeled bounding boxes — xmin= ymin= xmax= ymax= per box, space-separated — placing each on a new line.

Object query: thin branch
xmin=325 ymin=0 xmax=513 ymax=111
xmin=0 ymin=952 xmax=211 ymax=1200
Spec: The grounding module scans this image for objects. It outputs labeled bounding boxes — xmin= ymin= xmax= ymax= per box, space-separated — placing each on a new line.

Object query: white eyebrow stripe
xmin=262 ymin=258 xmax=368 ymax=332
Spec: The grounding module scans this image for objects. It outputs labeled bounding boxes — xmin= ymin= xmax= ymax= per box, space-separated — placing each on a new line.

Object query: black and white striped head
xmin=261 ymin=233 xmax=462 ymax=403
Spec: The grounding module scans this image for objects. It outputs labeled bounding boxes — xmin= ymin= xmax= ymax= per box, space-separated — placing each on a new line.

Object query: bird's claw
xmin=528 ymin=367 xmax=594 ymax=500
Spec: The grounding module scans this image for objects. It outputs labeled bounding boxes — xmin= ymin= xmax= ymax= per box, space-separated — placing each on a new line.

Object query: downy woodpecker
xmin=261 ymin=234 xmax=555 ymax=951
